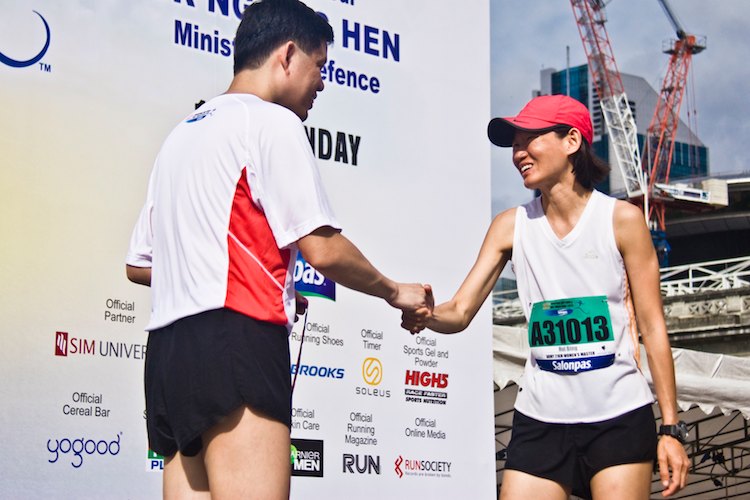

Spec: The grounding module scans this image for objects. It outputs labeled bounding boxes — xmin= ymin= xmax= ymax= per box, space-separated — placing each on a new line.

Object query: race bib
xmin=528 ymin=296 xmax=616 ymax=374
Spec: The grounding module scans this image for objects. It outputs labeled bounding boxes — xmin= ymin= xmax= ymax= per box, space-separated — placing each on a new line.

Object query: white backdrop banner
xmin=0 ymin=1 xmax=494 ymax=498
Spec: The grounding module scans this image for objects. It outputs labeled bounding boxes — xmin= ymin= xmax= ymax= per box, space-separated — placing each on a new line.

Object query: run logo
xmin=343 ymin=453 xmax=380 ymax=474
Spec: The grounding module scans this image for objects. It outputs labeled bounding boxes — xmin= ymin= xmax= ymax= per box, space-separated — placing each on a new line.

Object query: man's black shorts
xmin=505 ymin=404 xmax=657 ymax=499
xmin=144 ymin=308 xmax=291 ymax=457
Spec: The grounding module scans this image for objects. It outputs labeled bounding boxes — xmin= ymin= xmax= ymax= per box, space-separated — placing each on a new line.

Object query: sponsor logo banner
xmin=343 ymin=453 xmax=380 ymax=474
xmin=46 ymin=432 xmax=122 ymax=469
xmin=291 ymin=438 xmax=324 ymax=477
xmin=294 ymin=255 xmax=335 ymax=301
xmin=394 ymin=455 xmax=452 ymax=479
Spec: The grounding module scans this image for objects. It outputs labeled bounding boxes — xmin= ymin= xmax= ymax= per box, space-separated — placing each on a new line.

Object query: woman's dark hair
xmin=553 ymin=126 xmax=610 ymax=189
xmin=233 ymin=0 xmax=334 ymax=74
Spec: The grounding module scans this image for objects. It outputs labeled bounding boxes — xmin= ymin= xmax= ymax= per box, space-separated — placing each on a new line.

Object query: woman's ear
xmin=565 ymin=127 xmax=583 ymax=155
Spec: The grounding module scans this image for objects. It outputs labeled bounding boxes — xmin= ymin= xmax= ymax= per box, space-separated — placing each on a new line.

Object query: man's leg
xmin=590 ymin=462 xmax=652 ymax=500
xmin=500 ymin=469 xmax=570 ymax=500
xmin=203 ymin=405 xmax=291 ymax=500
xmin=163 ymin=450 xmax=210 ymax=500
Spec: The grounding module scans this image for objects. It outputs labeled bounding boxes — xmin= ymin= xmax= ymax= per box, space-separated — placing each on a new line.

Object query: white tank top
xmin=511 ymin=190 xmax=653 ymax=423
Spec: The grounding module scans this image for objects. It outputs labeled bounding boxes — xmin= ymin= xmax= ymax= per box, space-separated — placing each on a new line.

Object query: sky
xmin=489 ymin=0 xmax=750 ymax=213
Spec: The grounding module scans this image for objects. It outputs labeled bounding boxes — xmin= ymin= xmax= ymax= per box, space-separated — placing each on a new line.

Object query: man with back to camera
xmin=125 ymin=1 xmax=433 ymax=497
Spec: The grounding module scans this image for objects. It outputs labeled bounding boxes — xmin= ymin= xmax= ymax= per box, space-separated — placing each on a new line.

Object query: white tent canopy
xmin=492 ymin=325 xmax=750 ymax=499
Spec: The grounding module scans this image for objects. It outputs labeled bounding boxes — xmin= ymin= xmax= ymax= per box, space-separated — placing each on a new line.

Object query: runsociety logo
xmin=294 ymin=255 xmax=335 ymax=301
xmin=47 ymin=432 xmax=122 ymax=468
xmin=290 ymin=438 xmax=324 ymax=477
xmin=394 ymin=455 xmax=452 ymax=479
xmin=0 ymin=10 xmax=51 ymax=68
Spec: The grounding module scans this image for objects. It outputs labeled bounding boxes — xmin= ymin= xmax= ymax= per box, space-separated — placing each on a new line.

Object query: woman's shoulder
xmin=492 ymin=206 xmax=518 ymax=226
xmin=612 ymin=198 xmax=645 ymax=225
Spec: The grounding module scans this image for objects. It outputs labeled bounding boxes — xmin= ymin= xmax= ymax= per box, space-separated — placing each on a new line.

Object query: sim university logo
xmin=0 ymin=10 xmax=51 ymax=68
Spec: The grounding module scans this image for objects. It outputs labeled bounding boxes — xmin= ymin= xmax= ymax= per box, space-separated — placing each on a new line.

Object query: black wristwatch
xmin=658 ymin=421 xmax=688 ymax=444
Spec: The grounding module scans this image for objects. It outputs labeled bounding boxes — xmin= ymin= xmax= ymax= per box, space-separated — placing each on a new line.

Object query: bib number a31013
xmin=528 ymin=296 xmax=616 ymax=374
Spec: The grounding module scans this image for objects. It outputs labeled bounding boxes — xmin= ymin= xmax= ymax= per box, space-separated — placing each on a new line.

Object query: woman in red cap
xmin=403 ymin=94 xmax=689 ymax=499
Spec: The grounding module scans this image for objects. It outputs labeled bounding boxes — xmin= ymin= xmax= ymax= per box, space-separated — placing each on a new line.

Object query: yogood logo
xmin=393 ymin=455 xmax=452 ymax=479
xmin=290 ymin=438 xmax=324 ymax=477
xmin=362 ymin=357 xmax=382 ymax=386
xmin=146 ymin=449 xmax=164 ymax=471
xmin=343 ymin=453 xmax=380 ymax=474
xmin=294 ymin=255 xmax=335 ymax=301
xmin=0 ymin=10 xmax=51 ymax=69
xmin=47 ymin=432 xmax=122 ymax=468
xmin=290 ymin=364 xmax=344 ymax=380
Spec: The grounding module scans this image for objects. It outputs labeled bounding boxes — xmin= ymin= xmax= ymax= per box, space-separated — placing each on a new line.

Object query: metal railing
xmin=660 ymin=256 xmax=750 ymax=297
xmin=492 ymin=256 xmax=750 ymax=320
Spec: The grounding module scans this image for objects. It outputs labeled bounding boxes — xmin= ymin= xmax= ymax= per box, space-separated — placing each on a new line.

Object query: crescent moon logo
xmin=0 ymin=10 xmax=51 ymax=68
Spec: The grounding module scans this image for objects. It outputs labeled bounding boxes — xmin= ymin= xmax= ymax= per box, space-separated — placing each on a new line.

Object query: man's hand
xmin=394 ymin=284 xmax=433 ymax=334
xmin=387 ymin=283 xmax=433 ymax=311
xmin=658 ymin=436 xmax=689 ymax=497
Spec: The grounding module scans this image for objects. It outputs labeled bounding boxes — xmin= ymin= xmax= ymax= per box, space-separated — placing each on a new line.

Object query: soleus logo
xmin=362 ymin=357 xmax=383 ymax=386
xmin=0 ymin=10 xmax=51 ymax=68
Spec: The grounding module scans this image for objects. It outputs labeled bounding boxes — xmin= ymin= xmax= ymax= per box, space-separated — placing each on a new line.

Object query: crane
xmin=569 ymin=0 xmax=647 ymax=203
xmin=571 ymin=0 xmax=724 ymax=265
xmin=645 ymin=0 xmax=708 ymax=230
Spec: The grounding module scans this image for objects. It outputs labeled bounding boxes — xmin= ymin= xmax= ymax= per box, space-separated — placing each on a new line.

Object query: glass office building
xmin=542 ymin=65 xmax=709 ymax=196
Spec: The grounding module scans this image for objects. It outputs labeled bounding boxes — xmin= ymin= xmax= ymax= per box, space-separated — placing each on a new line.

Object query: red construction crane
xmin=570 ymin=0 xmax=726 ymax=265
xmin=569 ymin=0 xmax=647 ymax=202
xmin=645 ymin=0 xmax=707 ymax=230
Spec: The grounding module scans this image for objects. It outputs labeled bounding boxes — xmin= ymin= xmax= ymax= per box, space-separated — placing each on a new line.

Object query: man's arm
xmin=296 ymin=226 xmax=430 ymax=312
xmin=126 ymin=265 xmax=151 ymax=286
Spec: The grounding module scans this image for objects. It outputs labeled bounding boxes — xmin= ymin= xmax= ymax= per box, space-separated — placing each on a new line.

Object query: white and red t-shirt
xmin=126 ymin=94 xmax=340 ymax=331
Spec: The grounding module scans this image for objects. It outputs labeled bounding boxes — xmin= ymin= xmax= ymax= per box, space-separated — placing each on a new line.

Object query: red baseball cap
xmin=487 ymin=94 xmax=593 ymax=147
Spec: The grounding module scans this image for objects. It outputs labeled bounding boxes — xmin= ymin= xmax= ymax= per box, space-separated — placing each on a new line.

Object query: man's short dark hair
xmin=233 ymin=0 xmax=334 ymax=74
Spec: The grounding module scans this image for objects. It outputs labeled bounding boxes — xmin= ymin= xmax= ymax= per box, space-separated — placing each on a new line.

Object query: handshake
xmin=389 ymin=283 xmax=434 ymax=335
xmin=294 ymin=282 xmax=435 ymax=334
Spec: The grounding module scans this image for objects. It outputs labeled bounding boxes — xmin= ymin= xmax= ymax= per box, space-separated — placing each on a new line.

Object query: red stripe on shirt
xmin=225 ymin=167 xmax=290 ymax=325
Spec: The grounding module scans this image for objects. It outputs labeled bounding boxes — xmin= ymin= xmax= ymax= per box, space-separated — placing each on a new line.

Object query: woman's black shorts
xmin=144 ymin=308 xmax=291 ymax=457
xmin=505 ymin=404 xmax=657 ymax=499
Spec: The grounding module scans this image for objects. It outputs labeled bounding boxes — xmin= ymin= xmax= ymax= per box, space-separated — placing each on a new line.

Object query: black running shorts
xmin=144 ymin=308 xmax=291 ymax=457
xmin=505 ymin=404 xmax=657 ymax=499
